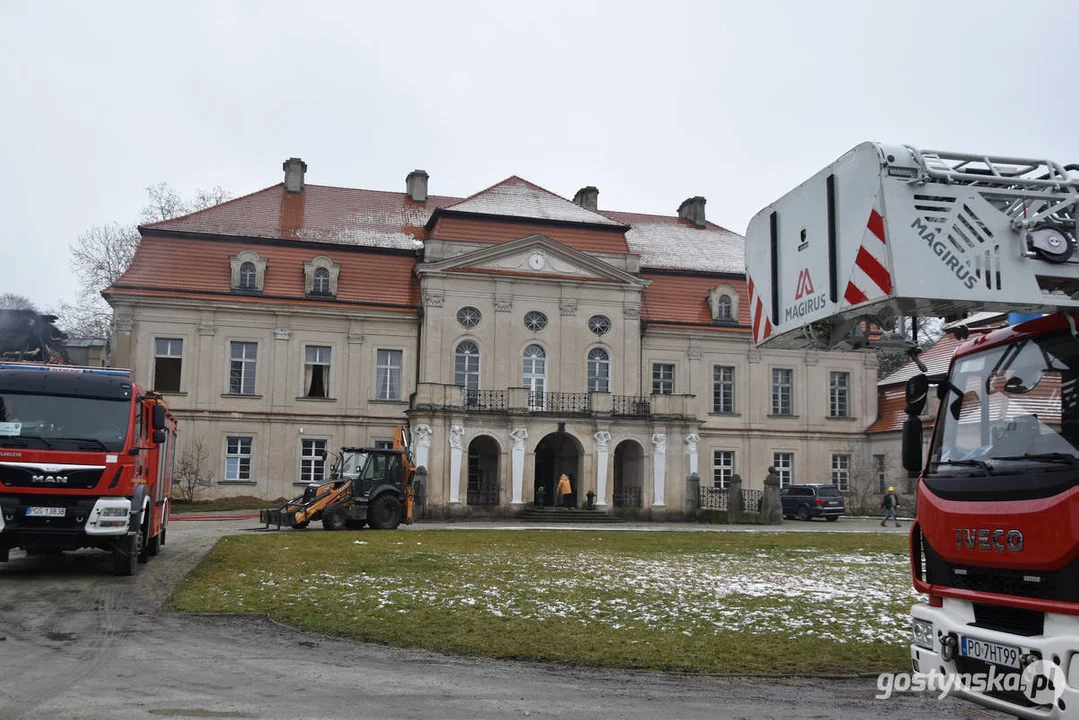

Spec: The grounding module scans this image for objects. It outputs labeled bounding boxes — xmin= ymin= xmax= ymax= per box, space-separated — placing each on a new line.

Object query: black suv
xmin=780 ymin=484 xmax=845 ymax=522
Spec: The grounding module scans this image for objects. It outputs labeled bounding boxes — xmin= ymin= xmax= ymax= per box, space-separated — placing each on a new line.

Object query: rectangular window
xmin=376 ymin=349 xmax=402 ymax=400
xmin=771 ymin=368 xmax=792 ymax=415
xmin=300 ymin=438 xmax=326 ymax=483
xmin=304 ymin=345 xmax=331 ymax=398
xmin=773 ymin=451 xmax=793 ymax=488
xmin=712 ymin=365 xmax=735 ymax=414
xmin=224 ymin=436 xmax=252 ymax=481
xmin=229 ymin=342 xmax=257 ymax=395
xmin=652 ymin=363 xmax=674 ymax=395
xmin=153 ymin=338 xmax=183 ymax=393
xmin=831 ymin=453 xmax=851 ymax=492
xmin=876 ymin=454 xmax=887 ymax=493
xmin=829 ymin=371 xmax=850 ymax=418
xmin=712 ymin=450 xmax=735 ymax=489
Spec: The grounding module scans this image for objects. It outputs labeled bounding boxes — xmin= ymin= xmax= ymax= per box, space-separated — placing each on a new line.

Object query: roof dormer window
xmin=708 ymin=284 xmax=739 ymax=324
xmin=304 ymin=255 xmax=341 ymax=298
xmin=230 ymin=250 xmax=268 ymax=293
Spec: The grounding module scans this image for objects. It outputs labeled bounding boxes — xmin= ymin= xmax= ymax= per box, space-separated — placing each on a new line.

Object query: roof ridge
xmin=141 ymin=184 xmax=283 ymax=230
xmin=441 ymin=175 xmax=625 ymax=225
xmin=605 ymin=208 xmax=739 ymax=234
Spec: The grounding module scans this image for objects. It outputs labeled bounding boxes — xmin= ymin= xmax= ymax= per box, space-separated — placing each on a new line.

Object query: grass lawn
xmin=172 ymin=530 xmax=916 ymax=674
xmin=170 ymin=496 xmax=278 ymax=514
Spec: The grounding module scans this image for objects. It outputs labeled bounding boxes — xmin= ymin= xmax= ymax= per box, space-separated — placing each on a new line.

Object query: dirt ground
xmin=0 ymin=518 xmax=1011 ymax=720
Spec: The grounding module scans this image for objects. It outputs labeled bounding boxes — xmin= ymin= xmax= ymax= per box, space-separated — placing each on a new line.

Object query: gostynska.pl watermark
xmin=876 ymin=660 xmax=1066 ymax=706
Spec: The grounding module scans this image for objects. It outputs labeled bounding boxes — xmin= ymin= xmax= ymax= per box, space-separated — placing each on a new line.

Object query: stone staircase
xmin=518 ymin=506 xmax=627 ymax=524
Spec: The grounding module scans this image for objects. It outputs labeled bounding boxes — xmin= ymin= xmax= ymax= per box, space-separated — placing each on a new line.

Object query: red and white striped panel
xmin=842 ymin=200 xmax=893 ymax=308
xmin=748 ymin=275 xmax=773 ymax=344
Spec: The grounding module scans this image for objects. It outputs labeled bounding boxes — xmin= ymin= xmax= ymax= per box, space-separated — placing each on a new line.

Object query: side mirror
xmin=902 ymin=416 xmax=923 ymax=475
xmin=905 ymin=374 xmax=929 ymax=416
xmin=152 ymin=429 xmax=166 ymax=444
xmin=151 ymin=403 xmax=166 ymax=431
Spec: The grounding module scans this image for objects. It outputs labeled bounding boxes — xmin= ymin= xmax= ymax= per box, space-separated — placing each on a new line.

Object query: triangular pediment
xmin=438 ymin=176 xmax=625 ymax=227
xmin=419 ymin=234 xmax=647 ymax=287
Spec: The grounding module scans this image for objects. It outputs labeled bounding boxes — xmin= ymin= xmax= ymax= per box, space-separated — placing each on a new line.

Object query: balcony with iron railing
xmin=411 ymin=383 xmax=693 ymax=420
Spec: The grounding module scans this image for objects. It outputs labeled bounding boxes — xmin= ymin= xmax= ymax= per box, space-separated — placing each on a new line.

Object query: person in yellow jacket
xmin=556 ymin=473 xmax=573 ymax=509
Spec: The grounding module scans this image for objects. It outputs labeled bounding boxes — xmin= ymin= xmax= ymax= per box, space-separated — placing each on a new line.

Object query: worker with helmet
xmin=880 ymin=486 xmax=900 ymax=527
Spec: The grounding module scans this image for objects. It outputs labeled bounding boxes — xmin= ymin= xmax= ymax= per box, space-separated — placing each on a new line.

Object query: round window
xmin=523 ymin=311 xmax=548 ymax=332
xmin=456 ymin=306 xmax=481 ymax=328
xmin=588 ymin=314 xmax=611 ymax=335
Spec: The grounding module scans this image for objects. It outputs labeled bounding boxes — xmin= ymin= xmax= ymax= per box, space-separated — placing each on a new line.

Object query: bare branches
xmin=70 ymin=222 xmax=140 ymax=295
xmin=0 ymin=294 xmax=38 ymax=311
xmin=173 ymin=435 xmax=216 ymax=503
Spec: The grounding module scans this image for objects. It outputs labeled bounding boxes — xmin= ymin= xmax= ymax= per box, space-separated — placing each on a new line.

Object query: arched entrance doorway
xmin=613 ymin=440 xmax=644 ymax=508
xmin=467 ymin=435 xmax=501 ymax=507
xmin=534 ymin=432 xmax=582 ymax=507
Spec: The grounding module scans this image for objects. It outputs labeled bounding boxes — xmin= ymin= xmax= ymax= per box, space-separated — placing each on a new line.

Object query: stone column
xmin=594 ymin=431 xmax=611 ymax=508
xmin=684 ymin=433 xmax=700 ymax=477
xmin=652 ymin=433 xmax=667 ymax=508
xmin=449 ymin=425 xmax=464 ymax=505
xmin=411 ymin=424 xmax=433 ymax=470
xmin=728 ymin=473 xmax=744 ymax=523
xmin=762 ymin=466 xmax=783 ymax=525
xmin=510 ymin=428 xmax=528 ymax=506
xmin=685 ymin=473 xmax=700 ymax=519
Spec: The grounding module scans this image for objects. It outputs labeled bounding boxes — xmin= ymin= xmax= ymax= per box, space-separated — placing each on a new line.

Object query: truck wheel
xmin=345 ymin=518 xmax=366 ymax=530
xmin=294 ymin=521 xmax=310 ymax=530
xmin=0 ymin=547 xmax=8 ymax=563
xmin=797 ymin=505 xmax=810 ymax=522
xmin=113 ymin=530 xmax=142 ymax=577
xmin=368 ymin=495 xmax=401 ymax=531
xmin=322 ymin=507 xmax=346 ymax=531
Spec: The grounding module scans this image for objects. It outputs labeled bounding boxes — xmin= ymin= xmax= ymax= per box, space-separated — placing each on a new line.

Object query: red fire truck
xmin=0 ymin=363 xmax=177 ymax=576
xmin=746 ymin=142 xmax=1079 ymax=717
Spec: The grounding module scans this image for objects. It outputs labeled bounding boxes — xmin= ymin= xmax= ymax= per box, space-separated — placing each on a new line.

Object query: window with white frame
xmin=300 ymin=438 xmax=327 ymax=483
xmin=712 ymin=450 xmax=735 ymax=489
xmin=771 ymin=368 xmax=792 ymax=415
xmin=876 ymin=454 xmax=887 ymax=493
xmin=312 ymin=267 xmax=331 ymax=295
xmin=229 ymin=342 xmax=257 ymax=395
xmin=238 ymin=262 xmax=257 ymax=290
xmin=455 ymin=341 xmax=480 ymax=403
xmin=652 ymin=363 xmax=674 ymax=395
xmin=829 ymin=371 xmax=850 ymax=418
xmin=523 ymin=344 xmax=546 ymax=410
xmin=154 ymin=338 xmax=183 ymax=393
xmin=303 ymin=345 xmax=331 ymax=398
xmin=717 ymin=295 xmax=733 ymax=321
xmin=772 ymin=452 xmax=793 ymax=488
xmin=376 ymin=349 xmax=403 ymax=400
xmin=713 ymin=365 xmax=735 ymax=414
xmin=224 ymin=436 xmax=252 ymax=481
xmin=587 ymin=348 xmax=610 ymax=393
xmin=831 ymin=453 xmax=851 ymax=491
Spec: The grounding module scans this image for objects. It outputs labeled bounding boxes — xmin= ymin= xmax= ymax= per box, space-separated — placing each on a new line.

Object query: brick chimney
xmin=283 ymin=158 xmax=307 ymax=194
xmin=677 ymin=196 xmax=707 ymax=228
xmin=572 ymin=186 xmax=599 ymax=211
xmin=406 ymin=169 xmax=429 ymax=203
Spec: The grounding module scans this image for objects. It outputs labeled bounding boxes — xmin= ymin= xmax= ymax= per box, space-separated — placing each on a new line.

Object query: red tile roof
xmin=866 ymin=386 xmax=911 ymax=434
xmin=430 ymin=216 xmax=630 ymax=254
xmin=641 ymin=272 xmax=750 ymax=332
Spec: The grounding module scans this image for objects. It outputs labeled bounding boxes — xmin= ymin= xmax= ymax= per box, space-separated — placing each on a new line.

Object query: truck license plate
xmin=26 ymin=506 xmax=66 ymax=518
xmin=960 ymin=635 xmax=1021 ymax=669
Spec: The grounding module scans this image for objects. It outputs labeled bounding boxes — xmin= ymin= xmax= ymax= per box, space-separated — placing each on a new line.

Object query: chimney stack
xmin=677 ymin=196 xmax=707 ymax=228
xmin=406 ymin=169 xmax=429 ymax=203
xmin=572 ymin=186 xmax=599 ymax=211
xmin=283 ymin=157 xmax=307 ymax=194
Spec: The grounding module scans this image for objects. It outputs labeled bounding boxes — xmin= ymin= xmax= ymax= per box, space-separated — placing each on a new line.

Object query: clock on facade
xmin=527 ymin=251 xmax=546 ymax=270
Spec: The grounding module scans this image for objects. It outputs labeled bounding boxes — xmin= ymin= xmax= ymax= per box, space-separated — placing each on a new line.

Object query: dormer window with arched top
xmin=230 ymin=250 xmax=268 ymax=293
xmin=304 ymin=255 xmax=341 ymax=297
xmin=708 ymin=284 xmax=740 ymax=324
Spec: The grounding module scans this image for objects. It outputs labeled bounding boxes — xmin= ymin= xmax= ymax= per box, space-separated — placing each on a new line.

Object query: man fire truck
xmin=745 ymin=142 xmax=1079 ymax=717
xmin=0 ymin=358 xmax=176 ymax=576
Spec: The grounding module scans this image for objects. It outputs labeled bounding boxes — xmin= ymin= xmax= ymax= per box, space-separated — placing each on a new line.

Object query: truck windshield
xmin=929 ymin=330 xmax=1079 ymax=474
xmin=0 ymin=392 xmax=131 ymax=452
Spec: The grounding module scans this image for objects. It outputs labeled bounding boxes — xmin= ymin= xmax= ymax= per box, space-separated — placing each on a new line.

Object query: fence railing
xmin=528 ymin=391 xmax=591 ymax=414
xmin=613 ymin=486 xmax=642 ymax=508
xmin=698 ymin=486 xmax=729 ymax=511
xmin=742 ymin=489 xmax=764 ymax=513
xmin=612 ymin=395 xmax=651 ymax=417
xmin=462 ymin=389 xmax=508 ymax=412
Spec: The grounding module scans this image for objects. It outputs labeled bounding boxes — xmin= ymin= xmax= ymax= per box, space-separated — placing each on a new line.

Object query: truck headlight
xmin=912 ymin=619 xmax=935 ymax=650
xmin=99 ymin=507 xmax=130 ymax=518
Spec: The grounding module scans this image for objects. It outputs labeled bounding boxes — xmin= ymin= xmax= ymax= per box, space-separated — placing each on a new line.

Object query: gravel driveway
xmin=0 ymin=517 xmax=1009 ymax=720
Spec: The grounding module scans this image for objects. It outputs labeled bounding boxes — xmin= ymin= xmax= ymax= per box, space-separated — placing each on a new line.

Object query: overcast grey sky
xmin=3 ymin=0 xmax=1078 ymax=310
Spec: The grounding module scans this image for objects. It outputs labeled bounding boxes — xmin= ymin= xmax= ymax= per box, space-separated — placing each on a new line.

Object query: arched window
xmin=587 ymin=348 xmax=610 ymax=393
xmin=239 ymin=262 xmax=257 ymax=290
xmin=717 ymin=294 xmax=733 ymax=321
xmin=522 ymin=344 xmax=546 ymax=410
xmin=312 ymin=267 xmax=330 ymax=294
xmin=455 ymin=341 xmax=480 ymax=401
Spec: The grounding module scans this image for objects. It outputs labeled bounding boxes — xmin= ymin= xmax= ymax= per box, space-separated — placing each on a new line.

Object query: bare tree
xmin=0 ymin=294 xmax=38 ymax=311
xmin=173 ymin=436 xmax=216 ymax=503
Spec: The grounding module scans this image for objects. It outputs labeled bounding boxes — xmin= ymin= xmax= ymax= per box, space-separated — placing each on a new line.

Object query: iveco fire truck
xmin=745 ymin=142 xmax=1079 ymax=718
xmin=0 ymin=363 xmax=176 ymax=576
